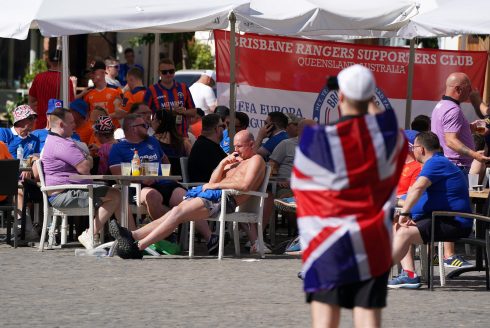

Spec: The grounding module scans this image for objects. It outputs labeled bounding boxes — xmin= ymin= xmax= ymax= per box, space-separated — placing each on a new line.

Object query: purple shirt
xmin=42 ymin=134 xmax=89 ymax=186
xmin=431 ymin=98 xmax=474 ymax=167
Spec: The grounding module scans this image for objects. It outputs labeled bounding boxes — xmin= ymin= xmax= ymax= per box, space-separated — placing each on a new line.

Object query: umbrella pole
xmin=62 ymin=36 xmax=69 ymax=106
xmin=228 ymin=12 xmax=237 ymax=152
xmin=404 ymin=38 xmax=415 ymax=129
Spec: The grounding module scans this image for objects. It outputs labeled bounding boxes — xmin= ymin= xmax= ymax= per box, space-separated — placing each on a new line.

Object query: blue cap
xmin=69 ymin=99 xmax=89 ymax=118
xmin=47 ymin=99 xmax=63 ymax=115
xmin=404 ymin=129 xmax=419 ymax=146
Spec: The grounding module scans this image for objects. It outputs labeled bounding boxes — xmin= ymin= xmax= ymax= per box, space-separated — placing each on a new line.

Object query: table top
xmin=69 ymin=174 xmax=182 ymax=181
xmin=19 ymin=167 xmax=32 ymax=172
xmin=469 ymin=188 xmax=490 ymax=199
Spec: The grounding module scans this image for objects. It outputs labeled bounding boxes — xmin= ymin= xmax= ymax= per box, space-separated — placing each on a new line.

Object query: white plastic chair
xmin=36 ymin=160 xmax=97 ymax=251
xmin=189 ymin=166 xmax=271 ymax=260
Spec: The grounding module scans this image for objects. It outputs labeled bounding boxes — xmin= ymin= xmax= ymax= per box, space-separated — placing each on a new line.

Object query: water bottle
xmin=74 ymin=248 xmax=107 ymax=257
xmin=17 ymin=145 xmax=24 ymax=161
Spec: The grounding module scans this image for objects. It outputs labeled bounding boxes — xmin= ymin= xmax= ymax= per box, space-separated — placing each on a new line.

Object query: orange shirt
xmin=122 ymin=86 xmax=146 ymax=112
xmin=0 ymin=141 xmax=13 ymax=201
xmin=189 ymin=120 xmax=202 ymax=138
xmin=397 ymin=160 xmax=422 ymax=197
xmin=83 ymin=86 xmax=122 ymax=127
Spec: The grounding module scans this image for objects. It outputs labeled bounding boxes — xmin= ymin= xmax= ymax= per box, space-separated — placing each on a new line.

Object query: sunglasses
xmin=160 ymin=69 xmax=175 ymax=75
xmin=108 ymin=64 xmax=120 ymax=69
xmin=132 ymin=123 xmax=149 ymax=129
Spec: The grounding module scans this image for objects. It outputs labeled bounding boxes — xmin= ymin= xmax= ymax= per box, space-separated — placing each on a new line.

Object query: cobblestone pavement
xmin=1 ymin=243 xmax=489 ymax=328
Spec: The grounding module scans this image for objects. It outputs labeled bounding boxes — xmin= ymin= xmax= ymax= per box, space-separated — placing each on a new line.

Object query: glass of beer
xmin=476 ymin=120 xmax=486 ymax=135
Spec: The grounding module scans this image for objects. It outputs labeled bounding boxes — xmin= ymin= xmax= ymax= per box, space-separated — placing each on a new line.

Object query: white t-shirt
xmin=189 ymin=82 xmax=216 ymax=115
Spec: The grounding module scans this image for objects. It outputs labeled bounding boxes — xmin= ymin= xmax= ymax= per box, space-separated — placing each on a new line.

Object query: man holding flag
xmin=292 ymin=65 xmax=407 ymax=327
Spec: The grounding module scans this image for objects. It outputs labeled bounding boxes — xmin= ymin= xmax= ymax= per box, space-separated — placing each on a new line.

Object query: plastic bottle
xmin=17 ymin=145 xmax=24 ymax=160
xmin=131 ymin=150 xmax=141 ymax=176
xmin=74 ymin=248 xmax=107 ymax=257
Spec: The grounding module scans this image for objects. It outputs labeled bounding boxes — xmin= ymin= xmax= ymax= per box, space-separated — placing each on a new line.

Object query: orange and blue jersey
xmin=144 ymin=81 xmax=195 ymax=136
xmin=122 ymin=86 xmax=146 ymax=112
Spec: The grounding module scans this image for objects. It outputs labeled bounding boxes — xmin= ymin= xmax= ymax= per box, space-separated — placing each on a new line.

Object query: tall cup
xmin=161 ymin=164 xmax=171 ymax=176
xmin=146 ymin=162 xmax=159 ymax=176
xmin=121 ymin=162 xmax=132 ymax=176
xmin=468 ymin=173 xmax=479 ymax=190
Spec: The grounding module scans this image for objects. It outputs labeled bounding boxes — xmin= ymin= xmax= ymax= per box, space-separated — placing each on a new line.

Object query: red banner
xmin=215 ymin=30 xmax=488 ymax=130
xmin=216 ymin=30 xmax=487 ymax=101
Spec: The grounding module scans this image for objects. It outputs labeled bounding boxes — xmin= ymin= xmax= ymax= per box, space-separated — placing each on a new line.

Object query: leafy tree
xmin=187 ymin=42 xmax=214 ymax=69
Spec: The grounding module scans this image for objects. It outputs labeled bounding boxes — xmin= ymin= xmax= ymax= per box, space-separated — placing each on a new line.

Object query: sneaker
xmin=250 ymin=240 xmax=272 ymax=254
xmin=78 ymin=230 xmax=94 ymax=250
xmin=285 ymin=236 xmax=301 ymax=253
xmin=443 ymin=255 xmax=473 ymax=268
xmin=207 ymin=234 xmax=219 ymax=255
xmin=108 ymin=219 xmax=142 ymax=260
xmin=387 ymin=270 xmax=421 ymax=289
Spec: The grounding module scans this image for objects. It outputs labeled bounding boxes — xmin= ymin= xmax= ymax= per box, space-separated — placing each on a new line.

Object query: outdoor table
xmin=447 ymin=188 xmax=490 ymax=279
xmin=69 ymin=174 xmax=182 ymax=228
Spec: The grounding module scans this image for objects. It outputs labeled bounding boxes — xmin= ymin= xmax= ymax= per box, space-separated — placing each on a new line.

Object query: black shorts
xmin=128 ymin=182 xmax=184 ymax=207
xmin=306 ymin=271 xmax=389 ymax=309
xmin=416 ymin=217 xmax=472 ymax=244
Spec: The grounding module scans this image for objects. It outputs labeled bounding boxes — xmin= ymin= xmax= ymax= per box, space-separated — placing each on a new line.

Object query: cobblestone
xmin=1 ymin=243 xmax=489 ymax=327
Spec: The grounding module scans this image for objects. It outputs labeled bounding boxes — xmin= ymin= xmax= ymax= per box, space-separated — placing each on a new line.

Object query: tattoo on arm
xmin=459 ymin=145 xmax=471 ymax=156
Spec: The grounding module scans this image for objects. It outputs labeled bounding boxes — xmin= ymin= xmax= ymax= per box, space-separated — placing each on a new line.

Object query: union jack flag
xmin=292 ymin=110 xmax=407 ymax=292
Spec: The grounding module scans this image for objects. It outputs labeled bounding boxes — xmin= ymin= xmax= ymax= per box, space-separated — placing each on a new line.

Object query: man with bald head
xmin=432 ymin=72 xmax=490 ymax=168
xmin=431 ymin=72 xmax=487 ymax=268
xmin=109 ymin=130 xmax=267 ymax=259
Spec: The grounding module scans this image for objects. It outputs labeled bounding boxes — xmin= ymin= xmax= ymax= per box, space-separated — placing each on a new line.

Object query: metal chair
xmin=0 ymin=159 xmax=20 ymax=247
xmin=428 ymin=211 xmax=490 ymax=290
xmin=188 ymin=166 xmax=271 ymax=259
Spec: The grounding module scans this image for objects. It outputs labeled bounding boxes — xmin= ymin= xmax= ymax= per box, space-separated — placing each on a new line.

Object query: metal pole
xmin=153 ymin=33 xmax=160 ymax=85
xmin=61 ymin=36 xmax=69 ymax=106
xmin=228 ymin=12 xmax=237 ymax=152
xmin=405 ymin=38 xmax=415 ymax=129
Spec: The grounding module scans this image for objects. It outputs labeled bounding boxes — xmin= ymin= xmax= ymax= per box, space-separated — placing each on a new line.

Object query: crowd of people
xmin=0 ymin=48 xmax=488 ymax=327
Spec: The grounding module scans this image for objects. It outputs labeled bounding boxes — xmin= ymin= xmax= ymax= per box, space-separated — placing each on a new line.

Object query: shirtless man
xmin=109 ymin=130 xmax=266 ymax=259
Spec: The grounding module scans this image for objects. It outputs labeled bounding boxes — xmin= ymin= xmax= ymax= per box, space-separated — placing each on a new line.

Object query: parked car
xmin=174 ymin=69 xmax=216 ymax=96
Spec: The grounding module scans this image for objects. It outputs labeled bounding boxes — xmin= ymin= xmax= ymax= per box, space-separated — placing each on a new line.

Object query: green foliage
xmin=22 ymin=59 xmax=47 ymax=87
xmin=188 ymin=42 xmax=214 ymax=69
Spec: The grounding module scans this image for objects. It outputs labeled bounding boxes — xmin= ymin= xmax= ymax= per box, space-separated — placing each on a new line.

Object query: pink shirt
xmin=42 ymin=134 xmax=89 ymax=186
xmin=431 ymin=97 xmax=474 ymax=167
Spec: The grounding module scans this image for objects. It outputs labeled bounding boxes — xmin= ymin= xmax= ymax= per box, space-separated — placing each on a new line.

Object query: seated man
xmin=109 ymin=130 xmax=266 ymax=259
xmin=109 ymin=113 xmax=202 ymax=236
xmin=389 ymin=131 xmax=473 ymax=289
xmin=254 ymin=111 xmax=289 ymax=160
xmin=188 ymin=113 xmax=227 ymax=183
xmin=41 ymin=108 xmax=122 ymax=249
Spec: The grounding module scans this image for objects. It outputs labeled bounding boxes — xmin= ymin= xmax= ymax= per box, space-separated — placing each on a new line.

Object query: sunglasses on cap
xmin=160 ymin=69 xmax=175 ymax=75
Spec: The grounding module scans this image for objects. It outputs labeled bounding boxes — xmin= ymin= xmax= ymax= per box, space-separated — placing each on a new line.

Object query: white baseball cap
xmin=204 ymin=70 xmax=216 ymax=81
xmin=338 ymin=64 xmax=375 ymax=101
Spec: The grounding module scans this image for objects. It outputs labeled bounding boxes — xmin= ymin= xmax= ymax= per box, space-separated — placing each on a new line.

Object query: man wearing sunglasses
xmin=104 ymin=57 xmax=122 ymax=88
xmin=109 ymin=114 xmax=187 ymax=224
xmin=144 ymin=58 xmax=197 ymax=138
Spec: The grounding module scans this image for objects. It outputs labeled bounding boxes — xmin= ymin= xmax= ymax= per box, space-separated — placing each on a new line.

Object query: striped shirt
xmin=28 ymin=70 xmax=75 ymax=129
xmin=144 ymin=81 xmax=195 ymax=136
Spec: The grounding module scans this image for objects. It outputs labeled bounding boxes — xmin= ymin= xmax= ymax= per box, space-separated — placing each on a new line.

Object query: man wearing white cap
xmin=292 ymin=65 xmax=407 ymax=327
xmin=189 ymin=70 xmax=217 ymax=115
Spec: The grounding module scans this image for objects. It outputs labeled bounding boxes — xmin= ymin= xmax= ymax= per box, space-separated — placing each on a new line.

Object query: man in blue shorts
xmin=390 ymin=131 xmax=473 ymax=289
